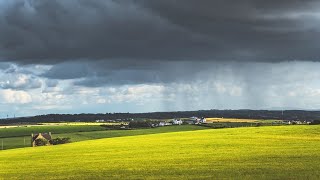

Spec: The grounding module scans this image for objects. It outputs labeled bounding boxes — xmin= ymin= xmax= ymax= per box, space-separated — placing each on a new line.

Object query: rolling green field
xmin=0 ymin=125 xmax=107 ymax=138
xmin=0 ymin=125 xmax=209 ymax=150
xmin=1 ymin=125 xmax=319 ymax=179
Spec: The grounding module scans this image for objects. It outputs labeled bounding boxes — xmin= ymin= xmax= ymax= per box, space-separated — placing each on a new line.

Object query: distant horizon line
xmin=2 ymin=108 xmax=320 ymax=120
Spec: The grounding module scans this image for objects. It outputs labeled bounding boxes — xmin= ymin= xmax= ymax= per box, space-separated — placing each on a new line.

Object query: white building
xmin=172 ymin=119 xmax=183 ymax=125
xmin=159 ymin=122 xmax=166 ymax=126
xmin=199 ymin=117 xmax=207 ymax=123
xmin=188 ymin=116 xmax=206 ymax=124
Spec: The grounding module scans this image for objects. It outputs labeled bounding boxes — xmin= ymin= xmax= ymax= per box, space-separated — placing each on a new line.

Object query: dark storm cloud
xmin=0 ymin=0 xmax=206 ymax=63
xmin=143 ymin=0 xmax=320 ymax=61
xmin=1 ymin=0 xmax=320 ymax=64
xmin=1 ymin=0 xmax=320 ymax=87
xmin=43 ymin=62 xmax=91 ymax=79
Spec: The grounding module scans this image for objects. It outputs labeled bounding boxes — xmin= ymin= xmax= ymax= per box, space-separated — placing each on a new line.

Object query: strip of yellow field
xmin=206 ymin=118 xmax=259 ymax=122
xmin=40 ymin=122 xmax=129 ymax=126
xmin=0 ymin=124 xmax=57 ymax=129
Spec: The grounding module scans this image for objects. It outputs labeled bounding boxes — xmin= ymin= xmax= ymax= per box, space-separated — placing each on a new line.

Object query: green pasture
xmin=0 ymin=125 xmax=106 ymax=138
xmin=0 ymin=125 xmax=208 ymax=150
xmin=0 ymin=125 xmax=319 ymax=179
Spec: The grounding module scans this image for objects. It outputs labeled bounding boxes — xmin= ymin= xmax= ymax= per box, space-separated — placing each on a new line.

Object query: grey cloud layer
xmin=42 ymin=60 xmax=214 ymax=86
xmin=1 ymin=0 xmax=320 ymax=88
xmin=1 ymin=0 xmax=320 ymax=64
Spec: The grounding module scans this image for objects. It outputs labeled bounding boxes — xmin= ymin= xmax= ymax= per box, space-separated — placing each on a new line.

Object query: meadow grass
xmin=0 ymin=125 xmax=319 ymax=179
xmin=0 ymin=125 xmax=209 ymax=150
xmin=0 ymin=125 xmax=106 ymax=138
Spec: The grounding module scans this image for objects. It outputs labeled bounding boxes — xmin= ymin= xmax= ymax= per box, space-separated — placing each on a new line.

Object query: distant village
xmin=94 ymin=117 xmax=311 ymax=126
xmin=157 ymin=117 xmax=207 ymax=126
xmin=94 ymin=116 xmax=207 ymax=127
xmin=92 ymin=117 xmax=312 ymax=130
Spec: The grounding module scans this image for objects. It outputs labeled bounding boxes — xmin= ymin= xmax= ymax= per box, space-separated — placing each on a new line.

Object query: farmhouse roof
xmin=32 ymin=133 xmax=52 ymax=141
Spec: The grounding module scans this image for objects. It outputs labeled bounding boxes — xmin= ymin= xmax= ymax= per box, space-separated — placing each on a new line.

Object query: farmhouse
xmin=31 ymin=132 xmax=52 ymax=147
xmin=172 ymin=119 xmax=183 ymax=125
xmin=199 ymin=117 xmax=207 ymax=123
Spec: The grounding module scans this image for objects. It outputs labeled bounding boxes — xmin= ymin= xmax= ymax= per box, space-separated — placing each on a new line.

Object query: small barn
xmin=31 ymin=132 xmax=52 ymax=147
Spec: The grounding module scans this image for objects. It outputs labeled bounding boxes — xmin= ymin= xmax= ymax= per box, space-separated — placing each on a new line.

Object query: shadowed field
xmin=0 ymin=125 xmax=208 ymax=150
xmin=206 ymin=118 xmax=283 ymax=123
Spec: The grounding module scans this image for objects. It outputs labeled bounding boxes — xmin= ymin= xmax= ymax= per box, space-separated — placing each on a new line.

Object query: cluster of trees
xmin=34 ymin=137 xmax=71 ymax=146
xmin=34 ymin=139 xmax=49 ymax=146
xmin=128 ymin=121 xmax=152 ymax=128
xmin=310 ymin=120 xmax=320 ymax=125
xmin=2 ymin=110 xmax=320 ymax=124
xmin=50 ymin=137 xmax=71 ymax=145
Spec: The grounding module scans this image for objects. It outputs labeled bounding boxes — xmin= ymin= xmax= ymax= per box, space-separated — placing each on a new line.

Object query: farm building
xmin=199 ymin=117 xmax=207 ymax=123
xmin=172 ymin=119 xmax=183 ymax=125
xmin=31 ymin=132 xmax=52 ymax=147
xmin=185 ymin=117 xmax=207 ymax=124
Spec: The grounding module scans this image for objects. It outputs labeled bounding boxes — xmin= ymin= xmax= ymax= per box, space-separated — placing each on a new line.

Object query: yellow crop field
xmin=0 ymin=125 xmax=319 ymax=179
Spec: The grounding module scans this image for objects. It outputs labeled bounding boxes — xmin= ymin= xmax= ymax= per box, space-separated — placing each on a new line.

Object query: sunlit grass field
xmin=1 ymin=125 xmax=319 ymax=179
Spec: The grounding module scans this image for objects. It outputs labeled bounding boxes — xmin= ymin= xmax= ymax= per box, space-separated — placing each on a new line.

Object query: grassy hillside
xmin=1 ymin=125 xmax=319 ymax=179
xmin=0 ymin=125 xmax=208 ymax=150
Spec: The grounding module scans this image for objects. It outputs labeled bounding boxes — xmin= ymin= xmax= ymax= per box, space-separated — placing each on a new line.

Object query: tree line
xmin=1 ymin=110 xmax=320 ymax=124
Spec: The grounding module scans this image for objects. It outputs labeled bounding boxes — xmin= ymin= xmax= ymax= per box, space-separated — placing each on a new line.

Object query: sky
xmin=1 ymin=0 xmax=320 ymax=117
